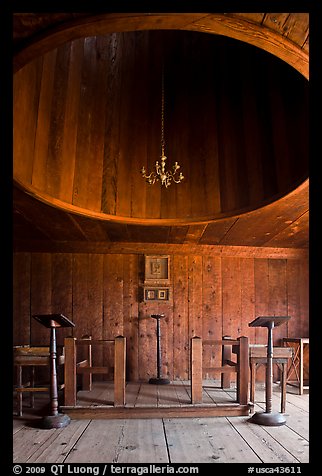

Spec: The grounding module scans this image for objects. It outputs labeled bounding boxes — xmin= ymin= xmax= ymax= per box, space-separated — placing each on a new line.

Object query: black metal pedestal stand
xmin=32 ymin=314 xmax=75 ymax=428
xmin=248 ymin=316 xmax=291 ymax=426
xmin=149 ymin=314 xmax=170 ymax=385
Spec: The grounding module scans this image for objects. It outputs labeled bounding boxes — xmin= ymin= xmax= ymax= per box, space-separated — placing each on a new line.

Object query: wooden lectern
xmin=248 ymin=316 xmax=291 ymax=426
xmin=32 ymin=313 xmax=75 ymax=428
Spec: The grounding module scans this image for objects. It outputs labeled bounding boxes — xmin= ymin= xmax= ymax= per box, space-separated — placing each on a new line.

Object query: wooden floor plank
xmin=13 ymin=426 xmax=59 ymax=463
xmin=253 ymin=421 xmax=309 ymax=463
xmin=64 ymin=420 xmax=126 ymax=463
xmin=64 ymin=419 xmax=169 ymax=463
xmin=204 ymin=384 xmax=236 ymax=404
xmin=157 ymin=383 xmax=181 ymax=406
xmin=173 ymin=381 xmax=191 ymax=405
xmin=113 ymin=419 xmax=169 ymax=463
xmin=227 ymin=415 xmax=303 ymax=463
xmin=192 ymin=417 xmax=262 ymax=463
xmin=125 ymin=382 xmax=141 ymax=407
xmin=13 ymin=419 xmax=26 ymax=434
xmin=27 ymin=420 xmax=91 ymax=463
xmin=164 ymin=417 xmax=261 ymax=463
xmin=77 ymin=381 xmax=114 ymax=407
xmin=135 ymin=381 xmax=158 ymax=406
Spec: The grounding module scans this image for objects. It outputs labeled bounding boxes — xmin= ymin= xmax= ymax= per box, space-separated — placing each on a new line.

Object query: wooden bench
xmin=63 ymin=335 xmax=126 ymax=407
xmin=190 ymin=336 xmax=249 ymax=405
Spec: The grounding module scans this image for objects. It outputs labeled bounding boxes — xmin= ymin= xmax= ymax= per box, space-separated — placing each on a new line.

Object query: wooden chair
xmin=13 ymin=345 xmax=65 ymax=416
xmin=249 ymin=345 xmax=293 ymax=413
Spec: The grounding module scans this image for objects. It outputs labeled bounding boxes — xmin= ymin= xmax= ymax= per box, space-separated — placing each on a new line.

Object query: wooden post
xmin=237 ymin=336 xmax=249 ymax=405
xmin=82 ymin=335 xmax=92 ymax=391
xmin=64 ymin=337 xmax=77 ymax=406
xmin=191 ymin=337 xmax=202 ymax=404
xmin=221 ymin=335 xmax=232 ymax=389
xmin=114 ymin=336 xmax=126 ymax=407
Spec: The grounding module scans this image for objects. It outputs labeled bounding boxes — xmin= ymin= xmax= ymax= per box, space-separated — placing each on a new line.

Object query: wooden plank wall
xmin=13 ymin=251 xmax=309 ymax=382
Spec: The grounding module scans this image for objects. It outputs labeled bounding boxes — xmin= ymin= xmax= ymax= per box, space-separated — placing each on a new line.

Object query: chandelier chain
xmin=161 ymin=67 xmax=165 ymax=157
xmin=141 ymin=62 xmax=184 ymax=188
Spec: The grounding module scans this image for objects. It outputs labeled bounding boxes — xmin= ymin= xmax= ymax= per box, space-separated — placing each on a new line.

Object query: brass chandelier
xmin=141 ymin=67 xmax=184 ymax=188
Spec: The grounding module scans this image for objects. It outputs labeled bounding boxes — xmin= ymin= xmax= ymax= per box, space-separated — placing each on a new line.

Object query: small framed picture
xmin=146 ymin=289 xmax=156 ymax=300
xmin=144 ymin=255 xmax=170 ymax=284
xmin=157 ymin=289 xmax=168 ymax=300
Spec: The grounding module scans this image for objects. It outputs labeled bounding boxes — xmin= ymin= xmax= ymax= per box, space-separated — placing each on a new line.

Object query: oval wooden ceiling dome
xmin=13 ymin=13 xmax=309 ymax=228
xmin=13 ymin=13 xmax=309 ymax=256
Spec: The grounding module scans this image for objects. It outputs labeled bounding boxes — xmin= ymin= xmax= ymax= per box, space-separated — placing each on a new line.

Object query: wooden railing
xmin=63 ymin=335 xmax=126 ymax=407
xmin=190 ymin=336 xmax=249 ymax=405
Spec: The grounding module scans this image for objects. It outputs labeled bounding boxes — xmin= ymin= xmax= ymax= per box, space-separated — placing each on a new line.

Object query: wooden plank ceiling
xmin=13 ymin=13 xmax=309 ymax=251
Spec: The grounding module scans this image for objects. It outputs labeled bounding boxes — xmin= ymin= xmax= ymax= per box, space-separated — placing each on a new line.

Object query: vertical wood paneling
xmin=253 ymin=258 xmax=269 ymax=381
xmin=73 ymin=37 xmax=106 ymax=211
xmin=103 ymin=255 xmax=124 ymax=378
xmin=268 ymin=66 xmax=291 ymax=193
xmin=14 ymin=57 xmax=43 ymax=185
xmin=286 ymin=260 xmax=301 ymax=337
xmin=299 ymin=258 xmax=309 ymax=337
xmin=116 ymin=33 xmax=136 ymax=218
xmin=222 ymin=257 xmax=241 ymax=337
xmin=240 ymin=258 xmax=256 ymax=339
xmin=30 ymin=254 xmax=52 ymax=345
xmin=103 ymin=254 xmax=124 ymax=337
xmin=101 ymin=33 xmax=122 ymax=215
xmin=51 ymin=254 xmax=73 ymax=345
xmin=173 ymin=255 xmax=189 ymax=379
xmin=129 ymin=32 xmax=149 ymax=219
xmin=123 ymin=255 xmax=139 ymax=381
xmin=72 ymin=254 xmax=104 ymax=373
xmin=13 ymin=252 xmax=309 ymax=382
xmin=13 ymin=253 xmax=31 ymax=345
xmin=188 ymin=256 xmax=203 ymax=339
xmin=161 ymin=298 xmax=174 ymax=381
xmin=168 ymin=42 xmax=191 ymax=220
xmin=239 ymin=49 xmax=264 ymax=205
xmin=202 ymin=256 xmax=222 ymax=377
xmin=59 ymin=39 xmax=83 ymax=203
xmin=268 ymin=259 xmax=287 ymax=345
xmin=84 ymin=36 xmax=109 ymax=212
xmin=45 ymin=43 xmax=71 ymax=197
xmin=32 ymin=51 xmax=57 ymax=192
xmin=138 ymin=302 xmax=158 ymax=381
xmin=144 ymin=33 xmax=162 ymax=219
xmin=254 ymin=259 xmax=270 ymax=345
xmin=217 ymin=46 xmax=242 ymax=212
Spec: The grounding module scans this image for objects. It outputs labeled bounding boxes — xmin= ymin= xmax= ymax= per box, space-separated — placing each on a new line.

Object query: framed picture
xmin=146 ymin=289 xmax=156 ymax=300
xmin=143 ymin=287 xmax=170 ymax=302
xmin=144 ymin=255 xmax=170 ymax=284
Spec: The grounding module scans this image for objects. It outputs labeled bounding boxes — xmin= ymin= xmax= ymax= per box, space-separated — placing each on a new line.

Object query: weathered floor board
xmin=13 ymin=382 xmax=309 ymax=464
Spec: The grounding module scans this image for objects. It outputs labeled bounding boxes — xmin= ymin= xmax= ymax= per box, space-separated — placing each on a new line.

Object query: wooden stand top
xmin=282 ymin=337 xmax=309 ymax=344
xmin=32 ymin=313 xmax=75 ymax=328
xmin=249 ymin=316 xmax=291 ymax=328
xmin=250 ymin=346 xmax=293 ymax=358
